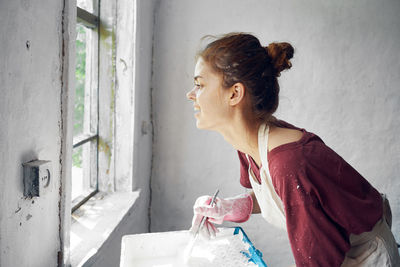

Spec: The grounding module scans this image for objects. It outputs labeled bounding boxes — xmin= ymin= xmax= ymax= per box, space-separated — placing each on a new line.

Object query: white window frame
xmin=71 ymin=5 xmax=100 ymax=212
xmin=67 ymin=0 xmax=138 ymax=265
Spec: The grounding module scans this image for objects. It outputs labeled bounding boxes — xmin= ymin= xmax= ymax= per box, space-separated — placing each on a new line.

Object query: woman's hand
xmin=189 ymin=193 xmax=253 ymax=238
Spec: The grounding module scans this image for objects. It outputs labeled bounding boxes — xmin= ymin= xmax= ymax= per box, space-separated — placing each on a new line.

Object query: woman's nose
xmin=186 ymin=87 xmax=196 ymax=100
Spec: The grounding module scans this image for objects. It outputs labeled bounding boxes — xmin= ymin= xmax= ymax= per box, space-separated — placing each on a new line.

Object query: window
xmin=72 ymin=1 xmax=99 ymax=212
xmin=69 ymin=0 xmax=139 ymax=264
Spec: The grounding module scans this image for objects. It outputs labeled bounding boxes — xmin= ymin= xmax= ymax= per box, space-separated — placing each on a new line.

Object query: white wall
xmin=0 ymin=0 xmax=69 ymax=266
xmin=0 ymin=0 xmax=156 ymax=266
xmin=150 ymin=1 xmax=400 ymax=266
xmin=132 ymin=0 xmax=155 ymax=196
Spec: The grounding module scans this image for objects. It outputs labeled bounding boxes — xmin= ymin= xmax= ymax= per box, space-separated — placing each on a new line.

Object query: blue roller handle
xmin=233 ymin=227 xmax=268 ymax=267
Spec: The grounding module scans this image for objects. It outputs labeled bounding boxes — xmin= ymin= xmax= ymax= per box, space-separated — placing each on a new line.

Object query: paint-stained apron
xmin=245 ymin=123 xmax=400 ymax=266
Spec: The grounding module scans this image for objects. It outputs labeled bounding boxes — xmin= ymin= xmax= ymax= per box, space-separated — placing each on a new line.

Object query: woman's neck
xmin=215 ymin=113 xmax=263 ymax=166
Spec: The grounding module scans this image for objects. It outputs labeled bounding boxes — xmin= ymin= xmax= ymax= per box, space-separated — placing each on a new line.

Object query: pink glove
xmin=189 ymin=197 xmax=219 ymax=238
xmin=189 ymin=193 xmax=253 ymax=238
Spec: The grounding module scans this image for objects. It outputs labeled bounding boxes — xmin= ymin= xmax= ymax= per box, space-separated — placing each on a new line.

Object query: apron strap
xmin=258 ymin=123 xmax=286 ymax=215
xmin=243 ymin=123 xmax=287 ymax=230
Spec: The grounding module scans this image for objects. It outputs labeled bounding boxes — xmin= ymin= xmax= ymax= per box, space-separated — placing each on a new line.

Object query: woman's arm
xmin=250 ymin=190 xmax=261 ymax=214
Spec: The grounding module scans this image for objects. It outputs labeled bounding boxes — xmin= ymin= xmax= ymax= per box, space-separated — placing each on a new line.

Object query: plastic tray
xmin=120 ymin=227 xmax=267 ymax=267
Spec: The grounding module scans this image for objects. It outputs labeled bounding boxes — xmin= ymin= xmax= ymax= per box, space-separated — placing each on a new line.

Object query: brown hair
xmin=197 ymin=32 xmax=294 ymax=123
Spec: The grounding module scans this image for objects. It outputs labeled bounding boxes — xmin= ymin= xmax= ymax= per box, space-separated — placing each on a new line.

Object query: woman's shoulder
xmin=270 ymin=117 xmax=302 ymax=130
xmin=268 ymin=123 xmax=344 ymax=182
xmin=268 ymin=118 xmax=325 ymax=155
xmin=267 ymin=119 xmax=337 ymax=175
xmin=268 ymin=125 xmax=304 ymax=153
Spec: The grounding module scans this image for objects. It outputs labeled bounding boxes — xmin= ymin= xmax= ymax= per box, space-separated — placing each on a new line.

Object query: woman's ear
xmin=229 ymin=83 xmax=245 ymax=106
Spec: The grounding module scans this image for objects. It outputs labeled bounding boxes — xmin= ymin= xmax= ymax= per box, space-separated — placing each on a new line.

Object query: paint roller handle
xmin=196 ymin=189 xmax=219 ymax=235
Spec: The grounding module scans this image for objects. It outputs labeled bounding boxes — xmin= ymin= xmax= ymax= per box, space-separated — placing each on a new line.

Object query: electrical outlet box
xmin=22 ymin=160 xmax=52 ymax=198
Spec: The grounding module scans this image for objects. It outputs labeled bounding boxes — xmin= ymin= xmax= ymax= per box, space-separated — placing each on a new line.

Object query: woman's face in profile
xmin=186 ymin=57 xmax=232 ymax=130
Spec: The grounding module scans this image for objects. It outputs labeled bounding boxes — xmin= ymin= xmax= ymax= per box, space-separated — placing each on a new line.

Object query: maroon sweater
xmin=238 ymin=120 xmax=382 ymax=267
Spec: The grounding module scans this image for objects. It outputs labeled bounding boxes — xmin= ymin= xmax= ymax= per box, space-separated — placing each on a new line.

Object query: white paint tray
xmin=120 ymin=227 xmax=267 ymax=267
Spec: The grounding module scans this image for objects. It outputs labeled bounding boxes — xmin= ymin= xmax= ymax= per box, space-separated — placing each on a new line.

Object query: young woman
xmin=186 ymin=33 xmax=399 ymax=266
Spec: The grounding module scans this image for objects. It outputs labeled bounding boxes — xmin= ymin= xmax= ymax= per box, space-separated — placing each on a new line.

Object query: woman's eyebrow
xmin=194 ymin=75 xmax=203 ymax=81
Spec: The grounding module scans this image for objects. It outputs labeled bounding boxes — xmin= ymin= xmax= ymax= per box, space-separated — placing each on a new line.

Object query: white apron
xmin=246 ymin=123 xmax=400 ymax=266
xmin=341 ymin=195 xmax=400 ymax=267
xmin=245 ymin=123 xmax=286 ymax=230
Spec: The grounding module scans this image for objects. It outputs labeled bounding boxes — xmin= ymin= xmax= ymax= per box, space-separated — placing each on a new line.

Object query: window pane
xmin=71 ymin=140 xmax=98 ymax=206
xmin=74 ymin=23 xmax=98 ymax=139
xmin=73 ymin=6 xmax=99 ymax=209
xmin=77 ymin=0 xmax=94 ymax=14
xmin=74 ymin=24 xmax=87 ymax=137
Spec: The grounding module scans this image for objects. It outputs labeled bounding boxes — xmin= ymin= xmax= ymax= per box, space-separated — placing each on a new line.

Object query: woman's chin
xmin=196 ymin=120 xmax=215 ymax=131
xmin=195 ymin=118 xmax=207 ymax=130
xmin=195 ymin=114 xmax=216 ymax=130
xmin=195 ymin=120 xmax=205 ymax=129
xmin=194 ymin=113 xmax=203 ymax=128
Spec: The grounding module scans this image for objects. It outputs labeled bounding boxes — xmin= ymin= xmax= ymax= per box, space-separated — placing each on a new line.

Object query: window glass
xmin=74 ymin=23 xmax=87 ymax=137
xmin=77 ymin=0 xmax=94 ymax=13
xmin=71 ymin=140 xmax=98 ymax=206
xmin=72 ymin=22 xmax=98 ymax=208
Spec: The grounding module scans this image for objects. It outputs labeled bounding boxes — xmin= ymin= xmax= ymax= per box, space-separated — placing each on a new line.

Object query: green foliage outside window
xmin=72 ymin=146 xmax=83 ymax=169
xmin=73 ymin=24 xmax=87 ymax=168
xmin=75 ymin=24 xmax=86 ymax=136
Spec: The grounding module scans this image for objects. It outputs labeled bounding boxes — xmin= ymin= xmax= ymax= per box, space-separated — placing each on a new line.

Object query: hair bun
xmin=266 ymin=42 xmax=294 ymax=76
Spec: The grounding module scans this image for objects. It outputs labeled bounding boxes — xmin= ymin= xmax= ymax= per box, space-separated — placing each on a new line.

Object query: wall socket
xmin=22 ymin=160 xmax=52 ymax=198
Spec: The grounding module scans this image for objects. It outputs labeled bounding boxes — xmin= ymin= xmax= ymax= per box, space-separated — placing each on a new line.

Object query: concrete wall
xmin=150 ymin=1 xmax=400 ymax=266
xmin=132 ymin=0 xmax=155 ymax=197
xmin=0 ymin=0 xmax=155 ymax=266
xmin=0 ymin=0 xmax=69 ymax=266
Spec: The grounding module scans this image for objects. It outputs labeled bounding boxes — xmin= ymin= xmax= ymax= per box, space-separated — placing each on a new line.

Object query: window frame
xmin=71 ymin=6 xmax=100 ymax=213
xmin=64 ymin=0 xmax=140 ymax=265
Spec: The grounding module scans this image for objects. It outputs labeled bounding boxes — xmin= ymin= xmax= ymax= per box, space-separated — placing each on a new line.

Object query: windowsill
xmin=70 ymin=190 xmax=140 ymax=267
